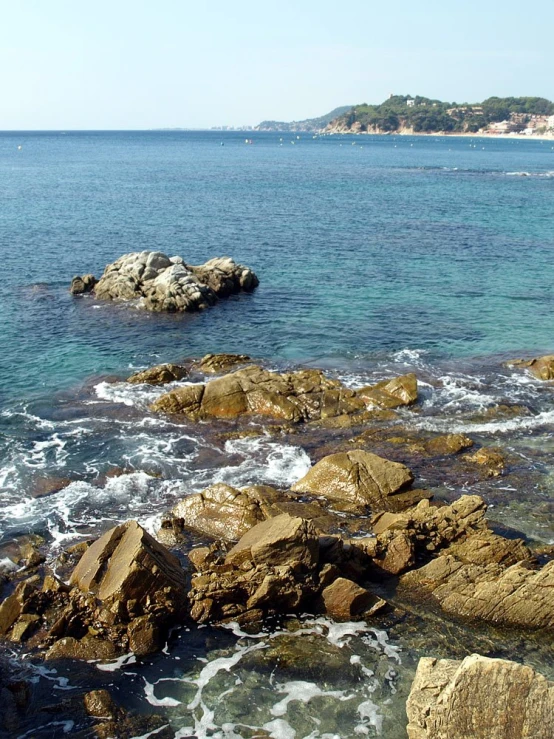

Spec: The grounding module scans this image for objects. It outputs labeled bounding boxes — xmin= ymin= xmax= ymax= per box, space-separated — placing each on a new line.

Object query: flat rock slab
xmin=407 ymin=654 xmax=554 ymax=739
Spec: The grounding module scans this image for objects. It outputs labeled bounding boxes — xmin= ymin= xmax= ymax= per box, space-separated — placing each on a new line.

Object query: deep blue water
xmin=1 ymin=130 xmax=553 ymax=406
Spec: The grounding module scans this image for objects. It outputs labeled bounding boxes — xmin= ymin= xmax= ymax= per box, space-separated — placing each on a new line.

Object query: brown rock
xmin=70 ymin=520 xmax=187 ymax=619
xmin=84 ymin=689 xmax=121 ymax=719
xmin=127 ymin=616 xmax=162 ymax=656
xmin=373 ymin=532 xmax=415 ymax=575
xmin=70 ymin=274 xmax=97 ymax=295
xmin=406 ymin=654 xmax=554 ymax=739
xmin=225 ymin=514 xmax=319 ymax=570
xmin=321 ymin=577 xmax=386 ymax=621
xmin=46 ymin=636 xmax=117 ymax=661
xmin=424 ymin=434 xmax=473 ymax=456
xmin=291 ymin=450 xmax=415 ymax=512
xmin=127 ymin=363 xmax=187 ymax=385
xmin=196 ymin=353 xmax=251 ymax=374
xmin=465 ymin=447 xmax=505 ymax=477
xmin=507 ymin=354 xmax=554 ymax=381
xmin=357 ymin=373 xmax=418 ymax=409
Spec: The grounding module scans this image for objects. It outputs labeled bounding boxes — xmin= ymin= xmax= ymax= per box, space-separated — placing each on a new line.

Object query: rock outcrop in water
xmin=506 ymin=353 xmax=554 ymax=380
xmin=150 ymin=365 xmax=418 ymax=422
xmin=406 ymin=654 xmax=554 ymax=739
xmin=127 ymin=362 xmax=188 ymax=385
xmin=70 ymin=251 xmax=259 ymax=312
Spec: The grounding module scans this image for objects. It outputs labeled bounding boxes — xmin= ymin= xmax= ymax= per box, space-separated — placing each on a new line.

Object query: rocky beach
xmin=2 ymin=131 xmax=554 ymax=738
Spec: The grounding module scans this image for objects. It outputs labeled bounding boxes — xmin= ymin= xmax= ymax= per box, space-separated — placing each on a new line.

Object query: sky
xmin=1 ymin=0 xmax=553 ymax=129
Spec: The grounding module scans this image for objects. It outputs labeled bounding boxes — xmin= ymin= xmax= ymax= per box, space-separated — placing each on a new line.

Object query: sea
xmin=1 ymin=130 xmax=554 ymax=738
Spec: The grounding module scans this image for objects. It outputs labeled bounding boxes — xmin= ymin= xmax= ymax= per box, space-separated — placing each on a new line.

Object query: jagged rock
xmin=127 ymin=615 xmax=162 ymax=656
xmin=507 ymin=354 xmax=554 ymax=380
xmin=291 ymin=450 xmax=416 ymax=512
xmin=196 ymin=353 xmax=252 ymax=374
xmin=188 ymin=514 xmax=320 ymax=625
xmin=70 ymin=274 xmax=97 ymax=294
xmin=71 ymin=520 xmax=187 ymax=619
xmin=151 ymin=365 xmax=366 ymax=422
xmin=321 ymin=577 xmax=386 ymax=621
xmin=406 ymin=654 xmax=554 ymax=739
xmin=401 ymin=555 xmax=554 ymax=630
xmin=357 ymin=373 xmax=418 ymax=408
xmin=465 ymin=447 xmax=505 ymax=477
xmin=77 ymin=251 xmax=258 ymax=312
xmin=126 ymin=363 xmax=187 ymax=385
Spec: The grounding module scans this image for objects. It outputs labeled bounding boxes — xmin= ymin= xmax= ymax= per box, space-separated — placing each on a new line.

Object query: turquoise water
xmin=1 ymin=131 xmax=553 ymax=405
xmin=1 ymin=131 xmax=554 ymax=738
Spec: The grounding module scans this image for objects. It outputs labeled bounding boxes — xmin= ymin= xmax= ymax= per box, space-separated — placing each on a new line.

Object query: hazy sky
xmin=1 ymin=0 xmax=553 ymax=129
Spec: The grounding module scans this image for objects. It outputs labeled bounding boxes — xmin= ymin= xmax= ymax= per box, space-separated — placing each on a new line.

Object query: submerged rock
xmin=291 ymin=450 xmax=417 ymax=512
xmin=126 ymin=363 xmax=187 ymax=385
xmin=406 ymin=654 xmax=554 ymax=739
xmin=72 ymin=251 xmax=258 ymax=312
xmin=195 ymin=353 xmax=252 ymax=374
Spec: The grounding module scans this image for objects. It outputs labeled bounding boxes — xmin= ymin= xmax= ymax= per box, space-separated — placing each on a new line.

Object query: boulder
xmin=424 ymin=434 xmax=473 ymax=456
xmin=70 ymin=520 xmax=187 ymax=618
xmin=46 ymin=635 xmax=117 ymax=661
xmin=76 ymin=250 xmax=258 ymax=313
xmin=126 ymin=363 xmax=187 ymax=385
xmin=151 ymin=365 xmax=366 ymax=422
xmin=406 ymin=654 xmax=554 ymax=739
xmin=321 ymin=578 xmax=385 ymax=621
xmin=70 ymin=274 xmax=97 ymax=295
xmin=507 ymin=354 xmax=554 ymax=381
xmin=291 ymin=450 xmax=416 ymax=512
xmin=84 ymin=689 xmax=120 ymax=719
xmin=465 ymin=447 xmax=505 ymax=477
xmin=401 ymin=556 xmax=554 ymax=630
xmin=357 ymin=373 xmax=418 ymax=408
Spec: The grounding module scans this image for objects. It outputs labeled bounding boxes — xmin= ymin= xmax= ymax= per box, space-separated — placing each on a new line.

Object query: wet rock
xmin=70 ymin=520 xmax=187 ymax=620
xmin=321 ymin=577 xmax=386 ymax=621
xmin=151 ymin=365 xmax=366 ymax=422
xmin=88 ymin=251 xmax=258 ymax=312
xmin=84 ymin=689 xmax=120 ymax=719
xmin=357 ymin=373 xmax=418 ymax=409
xmin=443 ymin=529 xmax=531 ymax=567
xmin=29 ymin=477 xmax=72 ymax=499
xmin=424 ymin=433 xmax=473 ymax=456
xmin=465 ymin=446 xmax=506 ymax=477
xmin=189 ymin=514 xmax=320 ymax=625
xmin=196 ymin=353 xmax=252 ymax=374
xmin=401 ymin=555 xmax=554 ymax=630
xmin=507 ymin=354 xmax=554 ymax=381
xmin=171 ymin=483 xmax=267 ymax=541
xmin=46 ymin=635 xmax=117 ymax=661
xmin=290 ymin=450 xmax=416 ymax=512
xmin=406 ymin=654 xmax=554 ymax=739
xmin=373 ymin=532 xmax=415 ymax=575
xmin=70 ymin=274 xmax=97 ymax=294
xmin=127 ymin=615 xmax=162 ymax=656
xmin=127 ymin=363 xmax=187 ymax=385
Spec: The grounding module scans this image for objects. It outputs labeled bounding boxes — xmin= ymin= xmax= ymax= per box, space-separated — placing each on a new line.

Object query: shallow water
xmin=1 ymin=131 xmax=554 ymax=737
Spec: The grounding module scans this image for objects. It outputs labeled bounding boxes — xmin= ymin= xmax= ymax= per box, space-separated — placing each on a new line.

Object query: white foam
xmin=270 ymin=681 xmax=353 ymax=717
xmin=96 ymin=652 xmax=137 ymax=672
xmin=143 ymin=677 xmax=182 ymax=707
xmin=262 ymin=718 xmax=297 ymax=739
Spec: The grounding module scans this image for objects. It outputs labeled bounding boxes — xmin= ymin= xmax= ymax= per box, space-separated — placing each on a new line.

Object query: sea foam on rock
xmin=406 ymin=654 xmax=554 ymax=739
xmin=70 ymin=251 xmax=259 ymax=312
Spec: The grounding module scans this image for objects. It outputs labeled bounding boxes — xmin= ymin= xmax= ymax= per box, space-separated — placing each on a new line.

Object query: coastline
xmin=322 ymin=128 xmax=554 ymax=142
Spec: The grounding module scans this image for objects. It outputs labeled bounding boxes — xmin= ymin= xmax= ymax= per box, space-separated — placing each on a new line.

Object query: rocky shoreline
xmin=1 ymin=351 xmax=554 ymax=737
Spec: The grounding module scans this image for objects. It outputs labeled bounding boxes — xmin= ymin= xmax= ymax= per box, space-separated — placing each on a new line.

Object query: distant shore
xmin=322 ymin=129 xmax=554 ymax=142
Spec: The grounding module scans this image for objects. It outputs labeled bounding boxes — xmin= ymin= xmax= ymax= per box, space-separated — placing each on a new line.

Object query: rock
xmin=127 ymin=363 xmax=187 ymax=385
xmin=151 ymin=365 xmax=366 ymax=422
xmin=406 ymin=654 xmax=554 ymax=739
xmin=70 ymin=274 xmax=97 ymax=294
xmin=465 ymin=447 xmax=505 ymax=477
xmin=88 ymin=250 xmax=258 ymax=312
xmin=424 ymin=434 xmax=473 ymax=456
xmin=401 ymin=555 xmax=554 ymax=630
xmin=29 ymin=477 xmax=72 ymax=499
xmin=84 ymin=689 xmax=121 ymax=719
xmin=444 ymin=530 xmax=531 ymax=567
xmin=357 ymin=373 xmax=418 ymax=409
xmin=225 ymin=514 xmax=319 ymax=569
xmin=321 ymin=578 xmax=386 ymax=621
xmin=70 ymin=520 xmax=187 ymax=620
xmin=46 ymin=635 xmax=117 ymax=661
xmin=290 ymin=450 xmax=416 ymax=512
xmin=373 ymin=532 xmax=415 ymax=575
xmin=172 ymin=483 xmax=266 ymax=541
xmin=127 ymin=615 xmax=162 ymax=656
xmin=196 ymin=353 xmax=252 ymax=374
xmin=507 ymin=354 xmax=554 ymax=380
xmin=189 ymin=515 xmax=320 ymax=625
